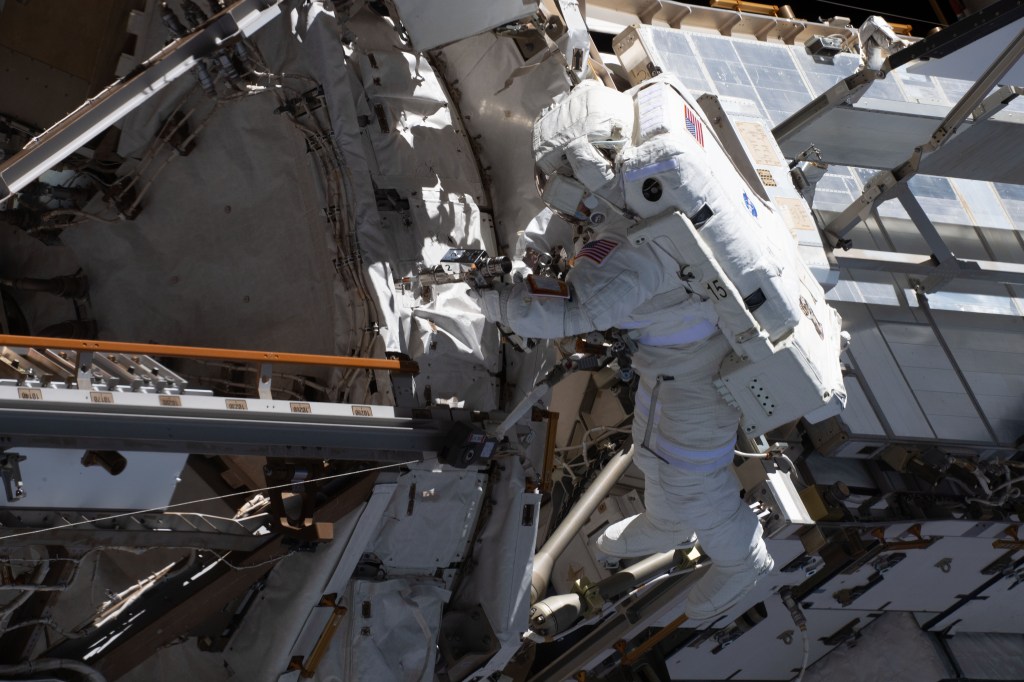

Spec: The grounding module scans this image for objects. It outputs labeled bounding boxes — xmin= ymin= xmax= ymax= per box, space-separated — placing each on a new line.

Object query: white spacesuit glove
xmin=510 ymin=258 xmax=533 ymax=283
xmin=468 ymin=285 xmax=534 ymax=352
xmin=467 ymin=286 xmax=505 ymax=324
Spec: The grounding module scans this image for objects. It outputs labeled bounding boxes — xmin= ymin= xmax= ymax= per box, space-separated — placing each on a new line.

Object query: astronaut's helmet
xmin=532 ymin=80 xmax=634 ymax=227
xmin=534 ymin=169 xmax=608 ymax=227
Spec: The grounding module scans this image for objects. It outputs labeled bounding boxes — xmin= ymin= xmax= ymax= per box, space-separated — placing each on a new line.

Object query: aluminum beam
xmin=0 ymin=510 xmax=268 ymax=550
xmin=0 ymin=0 xmax=282 ymax=200
xmin=835 ymin=249 xmax=1024 ymax=287
xmin=0 ymin=386 xmax=450 ymax=460
xmin=776 ymin=91 xmax=1024 ymax=184
xmin=824 ymin=23 xmax=1024 ymax=240
xmin=0 ymin=527 xmax=265 ymax=551
xmin=772 ymin=70 xmax=884 ymax=148
xmin=886 ymin=0 xmax=1024 ymax=70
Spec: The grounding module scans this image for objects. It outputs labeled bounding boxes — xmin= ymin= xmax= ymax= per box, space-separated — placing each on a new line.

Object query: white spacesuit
xmin=472 ymin=73 xmax=847 ymax=619
xmin=476 ymin=210 xmax=773 ymax=620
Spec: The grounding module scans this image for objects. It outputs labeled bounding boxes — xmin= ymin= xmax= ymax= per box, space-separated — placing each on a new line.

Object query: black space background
xmin=783 ymin=0 xmax=957 ymax=32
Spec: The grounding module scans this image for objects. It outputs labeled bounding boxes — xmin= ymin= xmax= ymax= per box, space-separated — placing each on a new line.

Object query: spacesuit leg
xmin=611 ymin=334 xmax=771 ymax=618
xmin=654 ymin=459 xmax=773 ymax=620
xmin=596 ymin=446 xmax=696 ymax=558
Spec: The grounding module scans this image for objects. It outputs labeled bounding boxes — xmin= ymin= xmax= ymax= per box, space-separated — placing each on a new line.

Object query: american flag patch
xmin=576 ymin=238 xmax=619 ymax=266
xmin=684 ymin=104 xmax=704 ymax=147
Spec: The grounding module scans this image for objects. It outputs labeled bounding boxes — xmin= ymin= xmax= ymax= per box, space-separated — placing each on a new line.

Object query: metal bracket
xmin=1 ymin=452 xmax=27 ymax=502
xmin=971 ymin=84 xmax=1024 ymax=123
xmin=992 ymin=525 xmax=1024 ymax=551
xmin=76 ymin=351 xmax=94 ymax=389
xmin=869 ymin=523 xmax=937 ymax=551
xmin=288 ymin=596 xmax=348 ymax=678
xmin=257 ymin=362 xmax=273 ymax=400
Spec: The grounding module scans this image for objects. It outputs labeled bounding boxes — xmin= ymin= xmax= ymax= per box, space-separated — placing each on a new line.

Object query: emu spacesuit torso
xmin=493 ymin=217 xmax=737 ymax=469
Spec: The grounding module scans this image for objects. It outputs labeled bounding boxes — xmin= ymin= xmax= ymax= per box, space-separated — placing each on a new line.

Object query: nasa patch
xmin=743 ymin=192 xmax=758 ymax=218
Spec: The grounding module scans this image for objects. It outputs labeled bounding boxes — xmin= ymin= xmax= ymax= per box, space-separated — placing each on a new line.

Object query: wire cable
xmin=781 ymin=586 xmax=810 ymax=681
xmin=814 ymin=0 xmax=944 ymax=27
xmin=0 ymin=459 xmax=417 ymax=543
xmin=213 ymin=549 xmax=296 ymax=571
xmin=796 ymin=626 xmax=810 ymax=682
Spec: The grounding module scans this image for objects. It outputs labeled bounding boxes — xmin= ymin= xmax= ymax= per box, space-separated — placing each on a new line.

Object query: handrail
xmin=0 ymin=335 xmax=418 ymax=374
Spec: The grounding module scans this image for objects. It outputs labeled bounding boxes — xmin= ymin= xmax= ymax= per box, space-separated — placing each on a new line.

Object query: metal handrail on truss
xmin=0 ymin=334 xmax=420 ymax=375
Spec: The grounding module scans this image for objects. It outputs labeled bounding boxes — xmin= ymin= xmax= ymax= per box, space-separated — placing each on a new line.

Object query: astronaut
xmin=475 ymin=217 xmax=772 ymax=621
xmin=473 ymin=80 xmax=777 ymax=621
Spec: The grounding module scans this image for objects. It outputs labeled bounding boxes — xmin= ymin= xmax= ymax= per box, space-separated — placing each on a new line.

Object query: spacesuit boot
xmin=685 ymin=531 xmax=774 ymax=621
xmin=629 ymin=453 xmax=773 ymax=621
xmin=596 ymin=448 xmax=697 ymax=558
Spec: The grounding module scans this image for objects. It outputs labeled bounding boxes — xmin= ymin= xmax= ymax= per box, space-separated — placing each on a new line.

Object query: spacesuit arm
xmin=477 ymin=244 xmax=649 ymax=339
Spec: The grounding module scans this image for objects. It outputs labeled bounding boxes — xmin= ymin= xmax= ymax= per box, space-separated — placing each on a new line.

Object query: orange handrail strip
xmin=0 ymin=335 xmax=419 ymax=374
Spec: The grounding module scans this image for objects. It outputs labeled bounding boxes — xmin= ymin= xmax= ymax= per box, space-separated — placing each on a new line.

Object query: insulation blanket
xmin=331 ymin=578 xmax=451 ymax=682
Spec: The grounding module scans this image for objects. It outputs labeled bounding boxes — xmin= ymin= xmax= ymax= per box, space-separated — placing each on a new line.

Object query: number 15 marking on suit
xmin=706 ymin=279 xmax=728 ymax=300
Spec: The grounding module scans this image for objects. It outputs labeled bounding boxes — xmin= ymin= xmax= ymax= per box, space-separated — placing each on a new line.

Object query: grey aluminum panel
xmin=954 ymin=347 xmax=1024 ymax=374
xmin=800 ymin=536 xmax=1005 ymax=613
xmin=666 ymin=604 xmax=885 ymax=680
xmin=907 ymin=16 xmax=1024 ymax=86
xmin=925 ymin=110 xmax=1024 ymax=184
xmin=966 ymin=371 xmax=1024 ymax=398
xmin=936 ymin=313 xmax=1024 ymax=354
xmin=6 ymin=448 xmax=185 ymax=510
xmin=923 ymin=566 xmax=1024 ymax=634
xmin=373 ymin=467 xmax=487 ymax=572
xmin=837 ymin=374 xmax=888 ymax=437
xmin=390 ymin=0 xmax=536 ymax=52
xmin=888 ymin=342 xmax=958 ymax=372
xmin=778 ymin=101 xmax=1024 ymax=184
xmin=780 ymin=102 xmax=944 ymax=168
xmin=840 ymin=308 xmax=936 ymax=439
xmin=881 ymin=319 xmax=1024 ymax=442
xmin=946 ymin=633 xmax=1024 ymax=678
xmin=901 ymin=366 xmax=967 ymax=394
